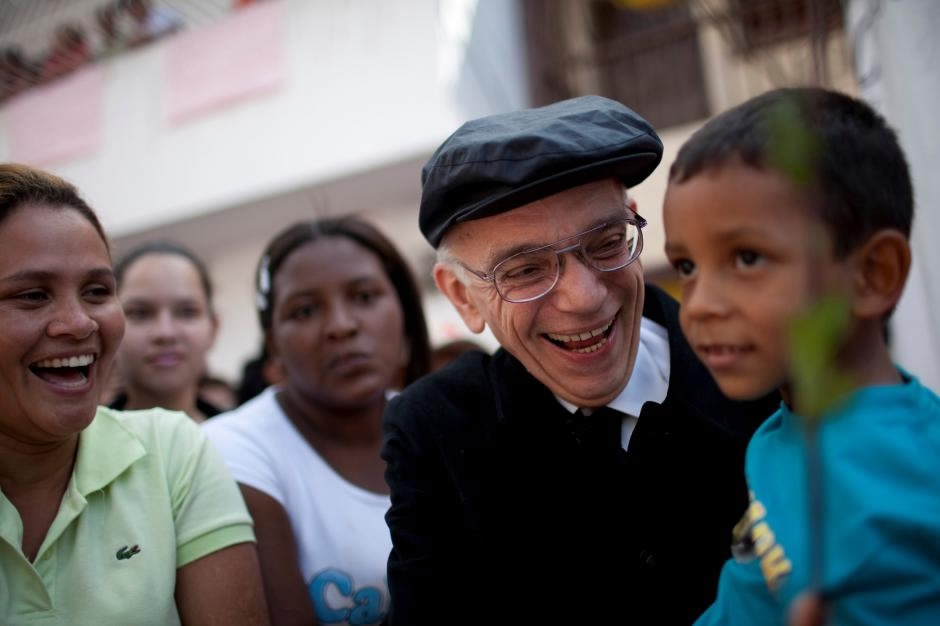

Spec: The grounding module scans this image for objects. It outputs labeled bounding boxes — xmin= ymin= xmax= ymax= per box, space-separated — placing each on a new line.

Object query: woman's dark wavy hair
xmin=0 ymin=163 xmax=108 ymax=249
xmin=256 ymin=216 xmax=432 ymax=386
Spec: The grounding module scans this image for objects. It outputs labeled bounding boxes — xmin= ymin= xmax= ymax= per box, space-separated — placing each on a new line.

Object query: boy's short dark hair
xmin=669 ymin=87 xmax=913 ymax=258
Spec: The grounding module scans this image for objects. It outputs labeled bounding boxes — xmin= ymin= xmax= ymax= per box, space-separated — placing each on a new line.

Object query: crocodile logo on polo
xmin=116 ymin=545 xmax=142 ymax=560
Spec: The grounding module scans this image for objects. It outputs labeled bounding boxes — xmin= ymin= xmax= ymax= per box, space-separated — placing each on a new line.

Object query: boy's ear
xmin=433 ymin=262 xmax=487 ymax=334
xmin=852 ymin=230 xmax=911 ymax=319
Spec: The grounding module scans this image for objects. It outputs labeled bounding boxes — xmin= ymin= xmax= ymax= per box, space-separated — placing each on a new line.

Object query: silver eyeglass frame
xmin=460 ymin=214 xmax=647 ymax=303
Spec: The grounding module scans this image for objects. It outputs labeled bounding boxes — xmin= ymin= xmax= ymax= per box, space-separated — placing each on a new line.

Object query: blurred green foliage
xmin=788 ymin=294 xmax=854 ymax=422
xmin=764 ymin=92 xmax=853 ymax=421
xmin=764 ymin=96 xmax=822 ymax=188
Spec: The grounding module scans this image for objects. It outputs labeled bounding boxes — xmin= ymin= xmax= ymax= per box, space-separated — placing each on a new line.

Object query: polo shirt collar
xmin=74 ymin=408 xmax=147 ymax=496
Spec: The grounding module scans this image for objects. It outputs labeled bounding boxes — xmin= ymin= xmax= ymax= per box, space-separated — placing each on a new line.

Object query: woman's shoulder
xmin=202 ymin=387 xmax=284 ymax=434
xmin=81 ymin=406 xmax=221 ymax=492
xmin=200 ymin=388 xmax=300 ymax=465
xmin=97 ymin=403 xmax=192 ymax=431
xmin=95 ymin=405 xmax=206 ymax=453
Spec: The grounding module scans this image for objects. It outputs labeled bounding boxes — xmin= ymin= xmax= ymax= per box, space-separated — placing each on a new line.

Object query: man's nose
xmin=550 ymin=251 xmax=608 ymax=312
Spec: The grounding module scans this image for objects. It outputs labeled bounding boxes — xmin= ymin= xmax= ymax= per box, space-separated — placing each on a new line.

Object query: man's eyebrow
xmin=484 ymin=240 xmax=545 ymax=270
xmin=484 ymin=209 xmax=629 ymax=269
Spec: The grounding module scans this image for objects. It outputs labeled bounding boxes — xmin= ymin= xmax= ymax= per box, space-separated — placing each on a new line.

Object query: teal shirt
xmin=696 ymin=371 xmax=940 ymax=626
xmin=1 ymin=407 xmax=255 ymax=625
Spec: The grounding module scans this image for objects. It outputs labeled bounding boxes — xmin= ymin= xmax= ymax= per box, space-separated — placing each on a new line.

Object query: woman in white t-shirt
xmin=203 ymin=217 xmax=432 ymax=626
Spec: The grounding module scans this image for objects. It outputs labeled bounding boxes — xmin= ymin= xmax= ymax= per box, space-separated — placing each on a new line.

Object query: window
xmin=522 ymin=0 xmax=709 ymax=129
xmin=731 ymin=0 xmax=843 ymax=52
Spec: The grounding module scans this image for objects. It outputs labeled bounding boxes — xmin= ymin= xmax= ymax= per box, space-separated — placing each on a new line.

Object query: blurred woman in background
xmin=203 ymin=216 xmax=431 ymax=626
xmin=234 ymin=341 xmax=283 ymax=407
xmin=111 ymin=241 xmax=221 ymax=421
xmin=0 ymin=163 xmax=268 ymax=624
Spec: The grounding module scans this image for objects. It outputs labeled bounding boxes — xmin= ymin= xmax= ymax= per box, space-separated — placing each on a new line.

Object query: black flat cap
xmin=419 ymin=95 xmax=663 ymax=248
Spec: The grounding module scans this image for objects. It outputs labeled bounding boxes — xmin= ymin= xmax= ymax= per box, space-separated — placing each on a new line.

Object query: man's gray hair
xmin=435 ymin=239 xmax=470 ymax=285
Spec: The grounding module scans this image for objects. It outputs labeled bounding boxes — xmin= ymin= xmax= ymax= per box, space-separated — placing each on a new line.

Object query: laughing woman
xmin=0 ymin=164 xmax=269 ymax=625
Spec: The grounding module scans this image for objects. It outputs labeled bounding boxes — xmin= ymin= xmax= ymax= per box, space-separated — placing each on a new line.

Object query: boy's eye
xmin=672 ymin=259 xmax=696 ymax=279
xmin=734 ymin=250 xmax=764 ymax=269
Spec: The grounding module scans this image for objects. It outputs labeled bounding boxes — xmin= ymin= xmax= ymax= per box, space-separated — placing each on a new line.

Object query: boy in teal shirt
xmin=663 ymin=86 xmax=940 ymax=625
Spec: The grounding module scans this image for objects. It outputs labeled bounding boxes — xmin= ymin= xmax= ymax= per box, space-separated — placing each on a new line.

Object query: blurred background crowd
xmin=0 ymin=0 xmax=936 ymax=404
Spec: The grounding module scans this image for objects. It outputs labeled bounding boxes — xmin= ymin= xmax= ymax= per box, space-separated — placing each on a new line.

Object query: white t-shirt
xmin=202 ymin=387 xmax=391 ymax=625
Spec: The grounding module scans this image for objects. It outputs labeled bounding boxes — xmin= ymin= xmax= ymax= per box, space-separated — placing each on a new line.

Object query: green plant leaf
xmin=764 ymin=98 xmax=821 ymax=188
xmin=788 ymin=295 xmax=854 ymax=422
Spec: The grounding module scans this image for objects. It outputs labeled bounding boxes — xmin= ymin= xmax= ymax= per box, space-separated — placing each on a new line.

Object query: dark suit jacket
xmin=382 ymin=285 xmax=779 ymax=625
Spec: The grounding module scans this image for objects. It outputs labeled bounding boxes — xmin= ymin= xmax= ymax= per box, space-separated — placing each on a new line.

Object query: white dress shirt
xmin=557 ymin=316 xmax=671 ymax=449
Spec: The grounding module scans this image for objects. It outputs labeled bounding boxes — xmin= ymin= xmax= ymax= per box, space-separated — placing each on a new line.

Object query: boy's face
xmin=663 ymin=164 xmax=852 ymax=401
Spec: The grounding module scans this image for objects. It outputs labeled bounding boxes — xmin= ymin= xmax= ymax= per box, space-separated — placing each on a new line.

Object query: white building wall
xmin=1 ymin=0 xmax=462 ymax=237
xmin=1 ymin=0 xmax=528 ymax=383
xmin=640 ymin=13 xmax=858 ymax=281
xmin=846 ymin=0 xmax=940 ymax=391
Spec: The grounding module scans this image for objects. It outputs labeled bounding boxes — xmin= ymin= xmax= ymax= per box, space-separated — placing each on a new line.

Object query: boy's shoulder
xmin=748 ymin=371 xmax=940 ymax=477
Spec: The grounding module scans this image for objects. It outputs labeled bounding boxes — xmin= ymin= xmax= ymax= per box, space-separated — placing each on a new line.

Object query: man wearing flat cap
xmin=381 ymin=96 xmax=779 ymax=625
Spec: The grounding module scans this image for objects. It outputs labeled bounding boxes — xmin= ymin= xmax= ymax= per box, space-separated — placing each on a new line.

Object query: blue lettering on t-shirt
xmin=308 ymin=568 xmax=387 ymax=625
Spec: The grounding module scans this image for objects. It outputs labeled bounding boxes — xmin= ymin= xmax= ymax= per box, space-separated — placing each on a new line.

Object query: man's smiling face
xmin=435 ymin=179 xmax=645 ymax=408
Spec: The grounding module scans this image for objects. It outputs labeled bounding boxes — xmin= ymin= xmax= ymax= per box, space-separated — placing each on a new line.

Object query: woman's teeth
xmin=34 ymin=354 xmax=95 ymax=368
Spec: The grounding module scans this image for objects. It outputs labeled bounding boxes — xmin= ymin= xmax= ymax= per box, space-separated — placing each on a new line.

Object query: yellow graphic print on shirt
xmin=730 ymin=492 xmax=793 ymax=592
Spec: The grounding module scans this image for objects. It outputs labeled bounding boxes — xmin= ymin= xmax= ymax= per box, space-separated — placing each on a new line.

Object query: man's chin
xmin=545 ymin=374 xmax=627 ymax=408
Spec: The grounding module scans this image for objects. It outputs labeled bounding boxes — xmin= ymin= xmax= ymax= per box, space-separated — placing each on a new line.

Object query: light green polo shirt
xmin=0 ymin=407 xmax=255 ymax=625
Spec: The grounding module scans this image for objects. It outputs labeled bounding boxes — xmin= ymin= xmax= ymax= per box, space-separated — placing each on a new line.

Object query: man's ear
xmin=433 ymin=262 xmax=487 ymax=334
xmin=852 ymin=230 xmax=911 ymax=319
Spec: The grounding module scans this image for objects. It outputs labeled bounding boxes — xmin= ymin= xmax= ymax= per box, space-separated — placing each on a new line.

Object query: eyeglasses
xmin=460 ymin=215 xmax=647 ymax=303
